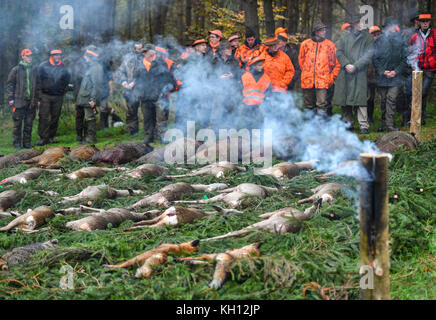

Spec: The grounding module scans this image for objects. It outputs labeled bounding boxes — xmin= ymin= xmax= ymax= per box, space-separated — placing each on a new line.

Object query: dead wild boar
xmin=22 ymin=147 xmax=70 ymax=168
xmin=0 ymin=239 xmax=58 ymax=270
xmin=92 ymin=142 xmax=153 ymax=165
xmin=0 ymin=149 xmax=41 ymax=169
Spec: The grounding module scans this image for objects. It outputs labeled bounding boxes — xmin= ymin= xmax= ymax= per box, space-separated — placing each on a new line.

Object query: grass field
xmin=0 ymin=97 xmax=434 ymax=300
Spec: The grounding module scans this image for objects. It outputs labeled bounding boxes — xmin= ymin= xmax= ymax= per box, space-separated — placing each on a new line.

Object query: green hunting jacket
xmin=76 ymin=60 xmax=104 ymax=107
xmin=333 ymin=30 xmax=374 ymax=106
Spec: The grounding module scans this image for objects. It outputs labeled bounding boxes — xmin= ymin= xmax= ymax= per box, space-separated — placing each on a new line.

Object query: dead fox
xmin=0 ymin=206 xmax=54 ymax=232
xmin=103 ymin=240 xmax=200 ymax=278
xmin=22 ymin=147 xmax=70 ymax=168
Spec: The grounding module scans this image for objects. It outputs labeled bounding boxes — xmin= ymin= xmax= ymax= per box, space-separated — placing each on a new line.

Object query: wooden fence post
xmin=410 ymin=70 xmax=423 ymax=141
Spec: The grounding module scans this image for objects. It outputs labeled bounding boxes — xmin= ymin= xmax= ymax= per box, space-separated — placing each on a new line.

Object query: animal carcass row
xmin=91 ymin=142 xmax=153 ymax=165
xmin=66 ymin=167 xmax=125 ymax=180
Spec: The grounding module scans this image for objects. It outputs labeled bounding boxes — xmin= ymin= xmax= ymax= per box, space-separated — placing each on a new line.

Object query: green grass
xmin=0 ymin=99 xmax=434 ymax=300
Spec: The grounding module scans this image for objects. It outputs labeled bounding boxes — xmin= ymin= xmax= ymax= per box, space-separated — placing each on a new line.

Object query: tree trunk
xmin=321 ymin=0 xmax=332 ymax=39
xmin=345 ymin=0 xmax=356 ymax=20
xmin=287 ymin=0 xmax=299 ymax=34
xmin=177 ymin=0 xmax=184 ymax=43
xmin=263 ymin=0 xmax=275 ymax=37
xmin=127 ymin=0 xmax=133 ymax=40
xmin=241 ymin=0 xmax=260 ymax=38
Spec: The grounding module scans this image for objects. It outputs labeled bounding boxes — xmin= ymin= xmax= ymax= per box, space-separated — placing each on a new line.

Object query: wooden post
xmin=410 ymin=70 xmax=423 ymax=141
xmin=359 ymin=153 xmax=390 ymax=300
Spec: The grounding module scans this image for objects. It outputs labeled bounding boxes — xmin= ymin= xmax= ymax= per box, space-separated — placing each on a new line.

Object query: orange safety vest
xmin=241 ymin=71 xmax=271 ymax=106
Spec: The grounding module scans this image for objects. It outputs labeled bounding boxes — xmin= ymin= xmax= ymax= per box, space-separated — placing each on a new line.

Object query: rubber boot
xmin=85 ymin=120 xmax=97 ymax=144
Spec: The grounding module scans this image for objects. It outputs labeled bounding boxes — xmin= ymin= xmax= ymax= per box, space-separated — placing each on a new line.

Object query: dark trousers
xmin=12 ymin=102 xmax=36 ymax=147
xmin=378 ymin=86 xmax=400 ymax=129
xmin=76 ymin=104 xmax=87 ymax=140
xmin=125 ymin=99 xmax=141 ymax=135
xmin=303 ymin=88 xmax=328 ymax=114
xmin=140 ymin=100 xmax=159 ymax=143
xmin=367 ymin=83 xmax=376 ymax=122
xmin=38 ymin=94 xmax=64 ymax=141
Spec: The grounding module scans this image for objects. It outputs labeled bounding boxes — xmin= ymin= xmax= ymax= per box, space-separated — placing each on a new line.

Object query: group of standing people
xmin=6 ymin=11 xmax=435 ymax=148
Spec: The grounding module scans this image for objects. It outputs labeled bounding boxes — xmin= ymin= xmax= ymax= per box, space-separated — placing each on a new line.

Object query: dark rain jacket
xmin=373 ymin=31 xmax=408 ymax=87
xmin=136 ymin=57 xmax=177 ymax=101
xmin=7 ymin=62 xmax=39 ymax=108
xmin=37 ymin=60 xmax=71 ymax=96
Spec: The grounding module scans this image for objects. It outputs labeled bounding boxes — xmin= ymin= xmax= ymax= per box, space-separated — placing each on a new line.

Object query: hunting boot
xmin=85 ymin=119 xmax=97 ymax=144
xmin=100 ymin=111 xmax=109 ymax=130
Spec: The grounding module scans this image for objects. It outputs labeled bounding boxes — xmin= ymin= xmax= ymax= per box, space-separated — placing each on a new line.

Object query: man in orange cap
xmin=36 ymin=48 xmax=71 ymax=145
xmin=342 ymin=23 xmax=352 ymax=33
xmin=228 ymin=34 xmax=240 ymax=56
xmin=7 ymin=49 xmax=39 ymax=149
xmin=207 ymin=29 xmax=223 ymax=60
xmin=262 ymin=37 xmax=295 ymax=94
xmin=409 ymin=13 xmax=435 ymax=122
xmin=275 ymin=27 xmax=301 ymax=90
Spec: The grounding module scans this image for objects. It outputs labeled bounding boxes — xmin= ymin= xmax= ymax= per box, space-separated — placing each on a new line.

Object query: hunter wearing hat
xmin=299 ymin=22 xmax=340 ymax=115
xmin=228 ymin=35 xmax=240 ymax=57
xmin=75 ymin=46 xmax=104 ymax=144
xmin=235 ymin=28 xmax=266 ymax=70
xmin=373 ymin=18 xmax=408 ymax=132
xmin=7 ymin=49 xmax=39 ymax=149
xmin=36 ymin=48 xmax=71 ymax=145
xmin=263 ymin=37 xmax=295 ymax=94
xmin=409 ymin=13 xmax=436 ymax=123
xmin=207 ymin=29 xmax=223 ymax=61
xmin=275 ymin=27 xmax=301 ymax=90
xmin=333 ymin=13 xmax=374 ymax=134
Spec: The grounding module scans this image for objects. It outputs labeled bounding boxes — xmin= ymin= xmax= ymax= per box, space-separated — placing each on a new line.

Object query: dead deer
xmin=126 ymin=182 xmax=229 ymax=210
xmin=297 ymin=183 xmax=343 ymax=205
xmin=126 ymin=164 xmax=169 ymax=179
xmin=0 ymin=206 xmax=54 ymax=232
xmin=176 ymin=243 xmax=262 ymax=289
xmin=164 ymin=161 xmax=246 ymax=179
xmin=61 ymin=184 xmax=143 ymax=204
xmin=257 ymin=161 xmax=316 ymax=179
xmin=1 ymin=168 xmax=61 ymax=186
xmin=173 ymin=183 xmax=278 ymax=208
xmin=65 ymin=207 xmax=160 ymax=231
xmin=124 ymin=205 xmax=243 ymax=231
xmin=203 ymin=204 xmax=320 ymax=241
